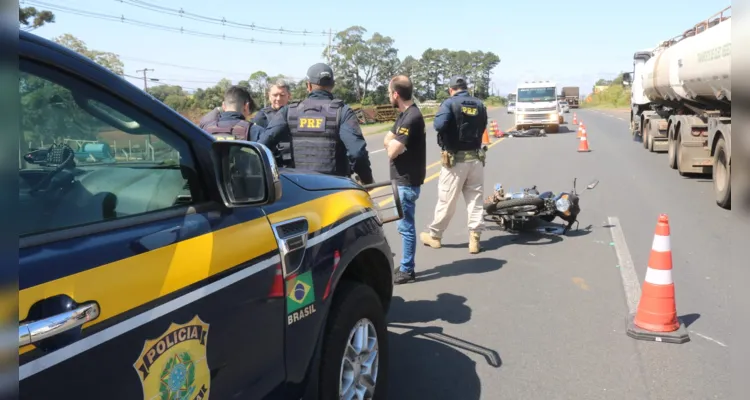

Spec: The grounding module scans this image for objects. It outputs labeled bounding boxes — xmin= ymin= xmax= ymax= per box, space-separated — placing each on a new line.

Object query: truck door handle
xmin=19 ymin=302 xmax=100 ymax=347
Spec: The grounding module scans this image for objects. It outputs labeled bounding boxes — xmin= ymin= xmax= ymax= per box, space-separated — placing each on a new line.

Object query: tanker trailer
xmin=623 ymin=6 xmax=731 ymax=209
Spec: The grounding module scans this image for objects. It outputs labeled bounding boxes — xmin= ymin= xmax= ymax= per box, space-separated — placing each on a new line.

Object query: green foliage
xmin=582 ymin=78 xmax=631 ymax=109
xmin=49 ymin=30 xmax=502 ymax=124
xmin=19 ymin=7 xmax=55 ymax=30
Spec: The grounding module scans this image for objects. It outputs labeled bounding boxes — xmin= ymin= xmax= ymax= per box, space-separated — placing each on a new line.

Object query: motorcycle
xmin=483 ymin=178 xmax=598 ymax=234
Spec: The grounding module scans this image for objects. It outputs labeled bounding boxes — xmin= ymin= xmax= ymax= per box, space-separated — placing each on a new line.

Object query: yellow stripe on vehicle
xmin=19 ymin=189 xmax=375 ymax=355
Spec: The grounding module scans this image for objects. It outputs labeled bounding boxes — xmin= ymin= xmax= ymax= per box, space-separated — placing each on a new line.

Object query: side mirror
xmin=211 ymin=140 xmax=282 ymax=207
xmin=622 ymin=72 xmax=633 ymax=86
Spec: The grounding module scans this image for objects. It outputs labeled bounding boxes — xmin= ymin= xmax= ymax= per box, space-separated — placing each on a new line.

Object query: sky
xmin=27 ymin=0 xmax=730 ymax=97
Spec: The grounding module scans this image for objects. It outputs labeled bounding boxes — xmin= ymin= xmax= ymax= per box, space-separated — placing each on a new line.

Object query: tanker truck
xmin=622 ymin=6 xmax=731 ymax=209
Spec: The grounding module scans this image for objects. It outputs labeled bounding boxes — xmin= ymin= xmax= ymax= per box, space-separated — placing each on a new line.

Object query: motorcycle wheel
xmin=486 ymin=197 xmax=545 ymax=214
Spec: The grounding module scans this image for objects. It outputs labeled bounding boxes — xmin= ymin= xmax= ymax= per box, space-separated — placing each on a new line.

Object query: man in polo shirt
xmin=383 ymin=75 xmax=427 ymax=284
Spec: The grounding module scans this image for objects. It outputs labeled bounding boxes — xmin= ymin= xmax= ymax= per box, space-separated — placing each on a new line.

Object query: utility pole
xmin=136 ymin=68 xmax=155 ymax=160
xmin=327 ymin=28 xmax=332 ymax=64
xmin=136 ymin=68 xmax=154 ymax=91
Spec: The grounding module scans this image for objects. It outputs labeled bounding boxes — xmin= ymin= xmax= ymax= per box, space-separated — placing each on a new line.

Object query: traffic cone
xmin=482 ymin=129 xmax=490 ymax=144
xmin=626 ymin=214 xmax=690 ymax=344
xmin=577 ymin=122 xmax=585 ymax=138
xmin=577 ymin=130 xmax=591 ymax=152
xmin=573 ymin=113 xmax=578 ymax=125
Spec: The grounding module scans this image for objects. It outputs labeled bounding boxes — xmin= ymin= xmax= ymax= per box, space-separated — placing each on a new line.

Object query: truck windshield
xmin=517 ymin=87 xmax=556 ymax=102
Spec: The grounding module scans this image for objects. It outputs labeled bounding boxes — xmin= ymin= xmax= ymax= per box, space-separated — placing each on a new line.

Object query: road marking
xmin=572 ymin=277 xmax=590 ymax=290
xmin=617 ymin=117 xmax=625 ymax=121
xmin=607 ymin=216 xmax=642 ymax=314
xmin=691 ymin=331 xmax=728 ymax=347
xmin=377 ymin=133 xmax=510 ymax=207
xmin=370 ymin=149 xmax=385 ymax=154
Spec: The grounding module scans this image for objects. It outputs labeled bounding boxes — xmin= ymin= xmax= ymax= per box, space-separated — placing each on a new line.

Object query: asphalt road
xmin=365 ymin=107 xmax=731 ymax=399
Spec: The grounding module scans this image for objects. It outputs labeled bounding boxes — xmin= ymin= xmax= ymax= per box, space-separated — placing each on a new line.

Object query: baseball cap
xmin=306 ymin=63 xmax=335 ymax=85
xmin=449 ymin=75 xmax=467 ymax=87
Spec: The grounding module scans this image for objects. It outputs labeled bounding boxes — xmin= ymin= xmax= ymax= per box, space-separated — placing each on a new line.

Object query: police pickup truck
xmin=18 ymin=31 xmax=398 ymax=400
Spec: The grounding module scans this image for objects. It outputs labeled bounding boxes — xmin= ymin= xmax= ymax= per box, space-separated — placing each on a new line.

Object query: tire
xmin=668 ymin=125 xmax=678 ymax=169
xmin=642 ymin=121 xmax=650 ymax=149
xmin=489 ymin=197 xmax=545 ymax=214
xmin=647 ymin=133 xmax=655 ymax=152
xmin=713 ymin=137 xmax=731 ymax=209
xmin=676 ymin=133 xmax=687 ymax=176
xmin=546 ymin=125 xmax=559 ymax=133
xmin=319 ymin=281 xmax=389 ymax=400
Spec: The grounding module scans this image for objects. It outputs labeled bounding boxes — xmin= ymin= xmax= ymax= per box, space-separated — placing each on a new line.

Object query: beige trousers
xmin=428 ymin=160 xmax=485 ymax=238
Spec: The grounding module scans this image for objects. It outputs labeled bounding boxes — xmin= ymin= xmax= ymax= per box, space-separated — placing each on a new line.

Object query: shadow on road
xmin=680 ymin=313 xmax=701 ymax=328
xmin=414 ymin=257 xmax=506 ymax=282
xmin=388 ymin=294 xmax=472 ymax=324
xmin=387 ymin=323 xmax=501 ymax=400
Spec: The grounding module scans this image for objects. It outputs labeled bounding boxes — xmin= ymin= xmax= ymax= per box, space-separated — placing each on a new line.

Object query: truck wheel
xmin=713 ymin=137 xmax=731 ymax=209
xmin=642 ymin=121 xmax=650 ymax=149
xmin=668 ymin=126 xmax=678 ymax=169
xmin=647 ymin=133 xmax=655 ymax=152
xmin=319 ymin=281 xmax=389 ymax=400
xmin=676 ymin=133 xmax=688 ymax=176
xmin=546 ymin=125 xmax=559 ymax=134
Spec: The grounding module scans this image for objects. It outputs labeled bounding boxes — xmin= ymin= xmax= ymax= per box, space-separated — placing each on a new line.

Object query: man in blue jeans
xmin=383 ymin=75 xmax=426 ymax=284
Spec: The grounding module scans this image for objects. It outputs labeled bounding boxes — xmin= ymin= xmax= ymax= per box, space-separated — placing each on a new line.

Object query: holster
xmin=478 ymin=146 xmax=487 ymax=167
xmin=441 ymin=151 xmax=455 ymax=168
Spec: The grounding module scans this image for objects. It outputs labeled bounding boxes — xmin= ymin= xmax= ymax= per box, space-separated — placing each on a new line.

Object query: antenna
xmin=572 ymin=178 xmax=577 ymax=195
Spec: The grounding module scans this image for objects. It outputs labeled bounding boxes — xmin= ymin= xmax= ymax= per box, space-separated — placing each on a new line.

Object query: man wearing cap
xmin=420 ymin=75 xmax=488 ymax=254
xmin=259 ymin=63 xmax=374 ymax=184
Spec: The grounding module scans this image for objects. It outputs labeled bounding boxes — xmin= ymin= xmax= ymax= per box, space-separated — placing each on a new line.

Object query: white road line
xmin=691 ymin=331 xmax=728 ymax=347
xmin=369 ymin=149 xmax=385 ymax=154
xmin=607 ymin=216 xmax=642 ymax=314
xmin=617 ymin=117 xmax=626 ymax=121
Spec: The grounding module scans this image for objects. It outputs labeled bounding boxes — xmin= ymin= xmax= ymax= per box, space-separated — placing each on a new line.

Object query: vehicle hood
xmin=280 ymin=169 xmax=363 ymax=191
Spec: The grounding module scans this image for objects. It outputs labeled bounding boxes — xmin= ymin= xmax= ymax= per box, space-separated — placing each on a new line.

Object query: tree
xmin=53 ymin=34 xmax=125 ymax=76
xmin=325 ymin=26 xmax=399 ymax=102
xmin=19 ymin=7 xmax=55 ymax=31
xmin=248 ymin=71 xmax=269 ymax=106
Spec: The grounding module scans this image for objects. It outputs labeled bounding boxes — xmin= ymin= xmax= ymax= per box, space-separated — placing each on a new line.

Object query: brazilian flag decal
xmin=286 ymin=271 xmax=316 ymax=314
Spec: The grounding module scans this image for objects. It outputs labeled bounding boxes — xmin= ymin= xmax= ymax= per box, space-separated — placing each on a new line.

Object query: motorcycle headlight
xmin=555 ymin=196 xmax=571 ymax=213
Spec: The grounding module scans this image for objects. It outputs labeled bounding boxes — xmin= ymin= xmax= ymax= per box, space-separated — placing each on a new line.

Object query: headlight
xmin=549 ymin=113 xmax=558 ymax=120
xmin=555 ymin=196 xmax=571 ymax=212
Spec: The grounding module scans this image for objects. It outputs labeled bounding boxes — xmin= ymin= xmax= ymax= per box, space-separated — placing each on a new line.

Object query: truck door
xmin=18 ymin=55 xmax=286 ymax=399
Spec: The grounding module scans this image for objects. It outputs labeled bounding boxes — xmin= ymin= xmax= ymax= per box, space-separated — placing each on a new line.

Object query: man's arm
xmin=433 ymin=99 xmax=453 ymax=133
xmin=251 ymin=109 xmax=268 ymax=128
xmin=339 ymin=106 xmax=374 ymax=184
xmin=384 ymin=131 xmax=405 ymax=160
xmin=257 ymin=106 xmax=289 ymax=148
xmin=198 ymin=107 xmax=221 ymax=129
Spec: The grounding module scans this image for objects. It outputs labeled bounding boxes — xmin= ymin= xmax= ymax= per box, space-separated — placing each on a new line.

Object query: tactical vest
xmin=287 ymin=98 xmax=343 ymax=175
xmin=441 ymin=95 xmax=485 ymax=152
xmin=202 ymin=119 xmax=252 ymax=141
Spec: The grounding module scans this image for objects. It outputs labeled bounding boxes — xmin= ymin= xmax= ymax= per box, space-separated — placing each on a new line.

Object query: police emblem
xmin=134 ymin=315 xmax=211 ymax=400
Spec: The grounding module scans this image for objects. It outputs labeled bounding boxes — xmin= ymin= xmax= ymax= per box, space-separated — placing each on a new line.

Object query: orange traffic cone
xmin=577 ymin=130 xmax=591 ymax=152
xmin=626 ymin=214 xmax=690 ymax=344
xmin=482 ymin=129 xmax=490 ymax=145
xmin=577 ymin=122 xmax=585 ymax=138
xmin=572 ymin=113 xmax=578 ymax=125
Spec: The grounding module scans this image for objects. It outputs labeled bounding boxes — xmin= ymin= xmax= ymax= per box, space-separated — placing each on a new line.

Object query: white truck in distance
xmin=623 ymin=6 xmax=731 ymax=209
xmin=514 ymin=81 xmax=561 ymax=133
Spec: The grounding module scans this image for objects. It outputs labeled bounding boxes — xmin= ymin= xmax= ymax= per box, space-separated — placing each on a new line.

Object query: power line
xmin=115 ymin=0 xmax=332 ymax=37
xmin=135 ymin=68 xmax=154 ymax=90
xmin=23 ymin=0 xmax=327 ymax=47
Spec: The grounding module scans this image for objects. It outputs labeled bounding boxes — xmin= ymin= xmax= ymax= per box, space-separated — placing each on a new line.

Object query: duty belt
xmin=453 ymin=150 xmax=480 ymax=162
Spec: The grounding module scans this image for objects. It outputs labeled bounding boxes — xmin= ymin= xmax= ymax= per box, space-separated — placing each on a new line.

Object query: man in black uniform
xmin=252 ymin=79 xmax=293 ymax=166
xmin=383 ymin=75 xmax=426 ymax=284
xmin=258 ymin=63 xmax=374 ymax=184
xmin=200 ymin=85 xmax=260 ymax=142
xmin=419 ymin=75 xmax=488 ymax=254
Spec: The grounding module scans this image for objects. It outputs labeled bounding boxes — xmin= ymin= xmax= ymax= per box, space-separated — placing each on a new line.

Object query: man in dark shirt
xmin=383 ymin=75 xmax=426 ymax=284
